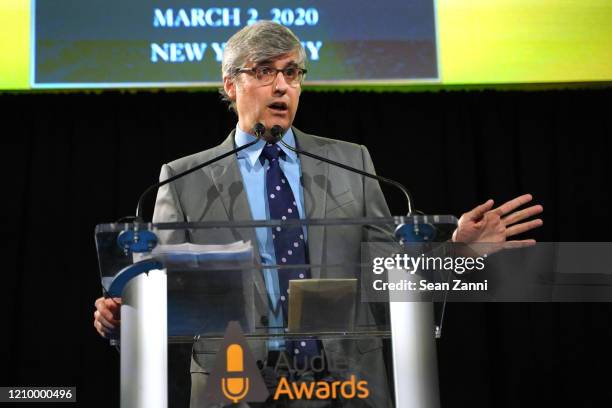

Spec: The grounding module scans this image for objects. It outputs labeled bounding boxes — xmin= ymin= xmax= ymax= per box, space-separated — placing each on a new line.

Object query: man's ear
xmin=223 ymin=76 xmax=236 ymax=100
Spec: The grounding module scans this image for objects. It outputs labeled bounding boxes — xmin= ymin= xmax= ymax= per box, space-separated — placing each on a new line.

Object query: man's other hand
xmin=452 ymin=194 xmax=543 ymax=250
xmin=94 ymin=297 xmax=121 ymax=339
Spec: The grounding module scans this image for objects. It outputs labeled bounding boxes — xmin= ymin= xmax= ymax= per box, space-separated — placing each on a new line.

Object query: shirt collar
xmin=235 ymin=124 xmax=298 ymax=168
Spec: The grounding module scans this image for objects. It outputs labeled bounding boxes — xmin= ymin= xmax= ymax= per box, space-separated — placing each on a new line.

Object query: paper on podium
xmin=288 ymin=279 xmax=357 ymax=332
xmin=150 ymin=240 xmax=255 ymax=269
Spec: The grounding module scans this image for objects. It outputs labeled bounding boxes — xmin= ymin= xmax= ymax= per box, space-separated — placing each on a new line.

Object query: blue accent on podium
xmin=107 ymin=259 xmax=164 ymax=297
xmin=117 ymin=229 xmax=158 ymax=253
xmin=395 ymin=222 xmax=437 ymax=243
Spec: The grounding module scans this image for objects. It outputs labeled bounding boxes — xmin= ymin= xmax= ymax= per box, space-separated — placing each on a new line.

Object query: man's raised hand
xmin=452 ymin=193 xmax=543 ymax=250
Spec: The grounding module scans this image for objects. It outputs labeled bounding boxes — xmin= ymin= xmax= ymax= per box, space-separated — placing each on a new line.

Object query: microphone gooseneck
xmin=272 ymin=126 xmax=450 ymax=336
xmin=132 ymin=123 xmax=266 ymax=221
xmin=271 ymin=126 xmax=415 ymax=215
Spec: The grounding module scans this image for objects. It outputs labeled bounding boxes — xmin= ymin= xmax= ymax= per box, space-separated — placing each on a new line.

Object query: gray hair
xmin=220 ymin=21 xmax=307 ymax=112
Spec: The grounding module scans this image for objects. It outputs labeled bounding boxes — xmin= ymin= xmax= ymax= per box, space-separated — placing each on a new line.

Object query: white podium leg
xmin=390 ymin=301 xmax=440 ymax=408
xmin=121 ymin=268 xmax=168 ymax=408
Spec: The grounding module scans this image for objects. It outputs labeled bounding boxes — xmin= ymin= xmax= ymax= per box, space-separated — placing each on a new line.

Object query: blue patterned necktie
xmin=260 ymin=143 xmax=320 ymax=366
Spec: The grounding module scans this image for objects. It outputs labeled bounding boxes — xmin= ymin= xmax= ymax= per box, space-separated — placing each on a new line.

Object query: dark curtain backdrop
xmin=1 ymin=88 xmax=611 ymax=407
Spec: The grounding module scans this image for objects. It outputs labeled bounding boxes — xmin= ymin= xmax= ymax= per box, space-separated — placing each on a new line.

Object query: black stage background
xmin=1 ymin=88 xmax=611 ymax=407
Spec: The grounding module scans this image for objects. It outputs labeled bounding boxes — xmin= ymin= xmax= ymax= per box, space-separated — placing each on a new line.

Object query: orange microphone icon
xmin=221 ymin=343 xmax=250 ymax=403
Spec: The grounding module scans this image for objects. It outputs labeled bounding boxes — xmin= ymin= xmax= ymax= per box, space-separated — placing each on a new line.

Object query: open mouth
xmin=268 ymin=102 xmax=288 ymax=112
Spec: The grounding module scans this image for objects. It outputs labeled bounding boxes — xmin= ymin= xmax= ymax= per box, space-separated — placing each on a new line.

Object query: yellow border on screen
xmin=0 ymin=0 xmax=29 ymax=90
xmin=438 ymin=0 xmax=612 ymax=84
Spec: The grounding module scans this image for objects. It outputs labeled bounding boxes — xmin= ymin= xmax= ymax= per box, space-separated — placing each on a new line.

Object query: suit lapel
xmin=204 ymin=131 xmax=268 ymax=319
xmin=206 ymin=131 xmax=254 ymax=225
xmin=294 ymin=128 xmax=329 ymax=278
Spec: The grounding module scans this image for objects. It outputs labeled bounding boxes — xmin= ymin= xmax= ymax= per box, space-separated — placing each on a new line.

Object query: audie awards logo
xmin=204 ymin=321 xmax=372 ymax=405
xmin=203 ymin=321 xmax=269 ymax=406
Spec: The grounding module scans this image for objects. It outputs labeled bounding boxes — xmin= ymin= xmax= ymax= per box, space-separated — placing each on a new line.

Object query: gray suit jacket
xmin=153 ymin=128 xmax=393 ymax=407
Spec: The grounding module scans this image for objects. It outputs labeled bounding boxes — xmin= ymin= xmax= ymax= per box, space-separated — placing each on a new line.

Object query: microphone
xmin=221 ymin=343 xmax=250 ymax=403
xmin=131 ymin=123 xmax=266 ymax=222
xmin=270 ymin=125 xmax=415 ymax=215
xmin=269 ymin=125 xmax=285 ymax=144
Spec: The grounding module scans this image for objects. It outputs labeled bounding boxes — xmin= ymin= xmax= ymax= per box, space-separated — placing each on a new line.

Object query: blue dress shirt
xmin=234 ymin=125 xmax=306 ymax=347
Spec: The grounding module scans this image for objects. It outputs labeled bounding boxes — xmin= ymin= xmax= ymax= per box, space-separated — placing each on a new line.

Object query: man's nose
xmin=272 ymin=71 xmax=288 ymax=93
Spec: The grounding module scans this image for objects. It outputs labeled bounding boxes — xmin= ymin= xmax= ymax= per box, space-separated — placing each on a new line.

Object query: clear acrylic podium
xmin=95 ymin=216 xmax=457 ymax=408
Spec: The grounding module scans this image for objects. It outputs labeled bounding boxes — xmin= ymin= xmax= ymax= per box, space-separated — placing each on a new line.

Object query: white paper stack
xmin=151 ymin=240 xmax=254 ymax=269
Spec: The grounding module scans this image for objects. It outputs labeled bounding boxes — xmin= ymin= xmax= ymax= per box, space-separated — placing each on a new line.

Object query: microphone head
xmin=253 ymin=122 xmax=266 ymax=138
xmin=270 ymin=125 xmax=285 ymax=143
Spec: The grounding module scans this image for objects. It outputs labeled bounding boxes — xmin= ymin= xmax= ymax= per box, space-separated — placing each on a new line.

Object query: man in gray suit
xmin=94 ymin=20 xmax=543 ymax=407
xmin=153 ymin=21 xmax=394 ymax=406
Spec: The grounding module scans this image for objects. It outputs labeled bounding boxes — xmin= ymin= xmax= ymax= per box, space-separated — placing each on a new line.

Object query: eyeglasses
xmin=235 ymin=65 xmax=307 ymax=87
